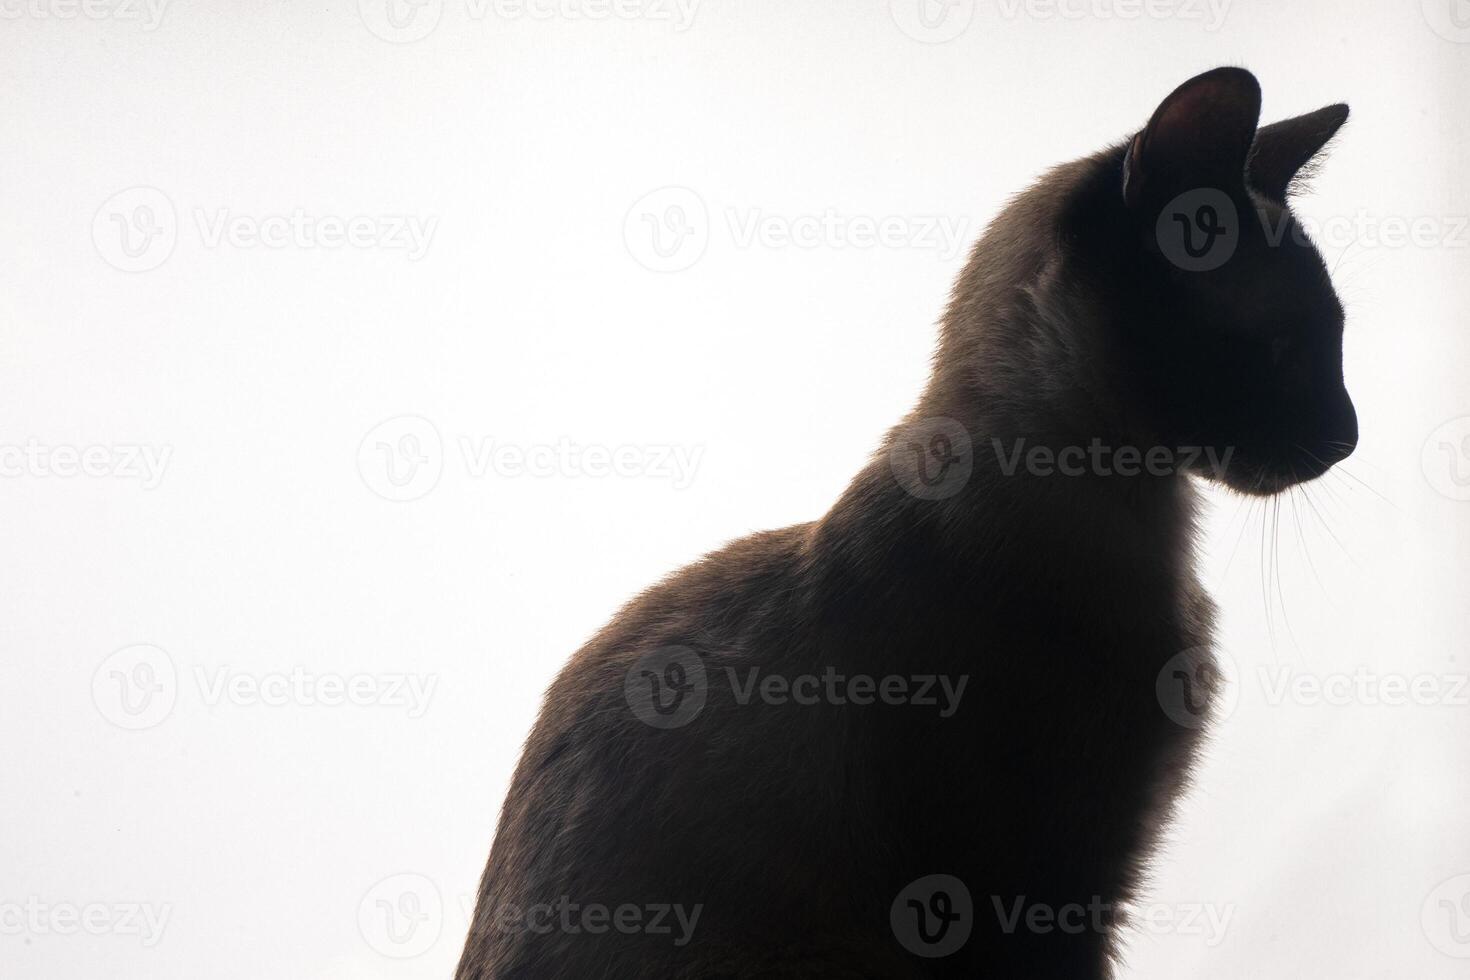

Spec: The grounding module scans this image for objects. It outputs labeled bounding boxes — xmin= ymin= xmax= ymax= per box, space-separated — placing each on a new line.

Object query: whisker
xmin=1334 ymin=465 xmax=1396 ymax=510
xmin=1300 ymin=480 xmax=1356 ymax=568
xmin=1300 ymin=443 xmax=1396 ymax=510
xmin=1272 ymin=494 xmax=1298 ymax=653
xmin=1220 ymin=495 xmax=1256 ymax=581
xmin=1260 ymin=496 xmax=1275 ymax=651
xmin=1288 ymin=486 xmax=1328 ymax=600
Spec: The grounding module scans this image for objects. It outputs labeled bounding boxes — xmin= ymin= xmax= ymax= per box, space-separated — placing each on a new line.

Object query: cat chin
xmin=1215 ymin=438 xmax=1356 ymax=496
xmin=1217 ymin=465 xmax=1330 ymax=497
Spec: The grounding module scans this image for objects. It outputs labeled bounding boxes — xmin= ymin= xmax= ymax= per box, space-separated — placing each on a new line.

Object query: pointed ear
xmin=1123 ymin=67 xmax=1262 ymax=209
xmin=1248 ymin=103 xmax=1349 ymax=200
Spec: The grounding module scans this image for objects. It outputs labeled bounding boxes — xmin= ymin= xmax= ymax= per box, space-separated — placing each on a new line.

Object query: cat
xmin=456 ymin=67 xmax=1355 ymax=979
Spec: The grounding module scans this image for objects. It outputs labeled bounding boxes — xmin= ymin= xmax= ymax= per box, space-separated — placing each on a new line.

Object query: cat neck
xmin=810 ymin=146 xmax=1200 ymax=608
xmin=813 ymin=404 xmax=1199 ymax=582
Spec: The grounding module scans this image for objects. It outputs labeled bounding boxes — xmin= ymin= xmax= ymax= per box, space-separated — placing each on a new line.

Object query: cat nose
xmin=1308 ymin=393 xmax=1357 ymax=469
xmin=1316 ymin=436 xmax=1354 ymax=467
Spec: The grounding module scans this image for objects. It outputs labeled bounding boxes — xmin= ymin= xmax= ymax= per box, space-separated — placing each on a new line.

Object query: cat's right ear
xmin=1247 ymin=103 xmax=1349 ymax=201
xmin=1123 ymin=67 xmax=1263 ymax=209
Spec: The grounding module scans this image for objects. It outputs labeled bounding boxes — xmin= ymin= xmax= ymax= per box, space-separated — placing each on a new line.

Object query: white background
xmin=2 ymin=1 xmax=1468 ymax=977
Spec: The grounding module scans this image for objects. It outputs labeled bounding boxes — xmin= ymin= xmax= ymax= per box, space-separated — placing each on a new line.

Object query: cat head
xmin=1110 ymin=67 xmax=1355 ymax=495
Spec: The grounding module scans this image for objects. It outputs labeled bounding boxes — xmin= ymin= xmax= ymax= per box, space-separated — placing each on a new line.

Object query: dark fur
xmin=457 ymin=68 xmax=1354 ymax=979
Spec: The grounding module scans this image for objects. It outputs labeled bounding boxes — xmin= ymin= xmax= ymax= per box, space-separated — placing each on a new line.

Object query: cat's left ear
xmin=1247 ymin=103 xmax=1350 ymax=200
xmin=1123 ymin=67 xmax=1262 ymax=209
